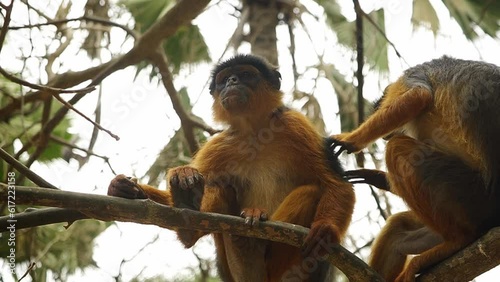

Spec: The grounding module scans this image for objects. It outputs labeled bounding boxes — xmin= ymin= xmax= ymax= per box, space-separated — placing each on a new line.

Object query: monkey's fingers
xmin=107 ymin=174 xmax=147 ymax=199
xmin=301 ymin=221 xmax=340 ymax=258
xmin=169 ymin=166 xmax=205 ymax=191
xmin=169 ymin=166 xmax=205 ymax=210
xmin=240 ymin=208 xmax=268 ymax=226
xmin=330 ymin=140 xmax=356 ymax=157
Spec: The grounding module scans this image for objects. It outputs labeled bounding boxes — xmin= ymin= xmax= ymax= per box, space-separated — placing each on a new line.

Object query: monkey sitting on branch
xmin=333 ymin=56 xmax=500 ymax=282
xmin=108 ymin=54 xmax=355 ymax=282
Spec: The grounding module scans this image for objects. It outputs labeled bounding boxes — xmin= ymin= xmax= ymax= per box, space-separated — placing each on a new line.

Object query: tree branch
xmin=0 ymin=66 xmax=96 ymax=94
xmin=0 ymin=184 xmax=383 ymax=282
xmin=9 ymin=15 xmax=138 ymax=40
xmin=418 ymin=227 xmax=500 ymax=282
xmin=0 ymin=207 xmax=87 ymax=230
xmin=150 ymin=49 xmax=199 ymax=154
xmin=0 ymin=147 xmax=57 ymax=189
xmin=0 ymin=0 xmax=14 ymax=53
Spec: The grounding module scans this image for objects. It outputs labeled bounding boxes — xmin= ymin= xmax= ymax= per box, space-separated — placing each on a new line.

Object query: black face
xmin=209 ymin=54 xmax=281 ymax=95
xmin=214 ymin=65 xmax=260 ymax=110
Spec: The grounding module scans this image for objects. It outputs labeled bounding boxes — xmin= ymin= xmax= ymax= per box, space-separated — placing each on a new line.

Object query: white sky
xmin=1 ymin=0 xmax=500 ymax=281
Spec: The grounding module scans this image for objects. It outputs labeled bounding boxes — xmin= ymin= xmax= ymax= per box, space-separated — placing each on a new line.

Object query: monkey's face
xmin=213 ymin=65 xmax=261 ymax=112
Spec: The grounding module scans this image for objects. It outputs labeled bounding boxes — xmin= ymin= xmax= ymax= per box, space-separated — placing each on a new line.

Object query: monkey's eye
xmin=218 ymin=76 xmax=229 ymax=85
xmin=240 ymin=71 xmax=252 ymax=78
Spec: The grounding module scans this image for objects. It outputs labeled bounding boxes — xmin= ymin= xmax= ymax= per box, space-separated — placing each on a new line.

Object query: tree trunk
xmin=244 ymin=0 xmax=279 ymax=64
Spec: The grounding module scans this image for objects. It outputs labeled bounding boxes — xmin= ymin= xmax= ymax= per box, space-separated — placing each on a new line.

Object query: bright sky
xmin=1 ymin=0 xmax=500 ymax=281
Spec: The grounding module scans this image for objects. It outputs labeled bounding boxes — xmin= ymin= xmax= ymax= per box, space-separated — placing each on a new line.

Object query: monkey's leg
xmin=199 ymin=184 xmax=269 ymax=282
xmin=332 ymin=86 xmax=432 ymax=153
xmin=385 ymin=135 xmax=480 ymax=282
xmin=369 ymin=211 xmax=443 ymax=282
xmin=268 ymin=185 xmax=332 ymax=282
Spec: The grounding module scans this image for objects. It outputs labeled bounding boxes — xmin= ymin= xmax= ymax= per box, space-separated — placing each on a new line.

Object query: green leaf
xmin=120 ymin=0 xmax=174 ymax=32
xmin=442 ymin=0 xmax=500 ymax=39
xmin=333 ymin=8 xmax=389 ymax=71
xmin=412 ymin=0 xmax=440 ymax=36
xmin=163 ymin=24 xmax=210 ymax=74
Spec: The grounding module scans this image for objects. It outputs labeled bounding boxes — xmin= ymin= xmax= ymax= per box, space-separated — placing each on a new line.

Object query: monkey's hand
xmin=169 ymin=166 xmax=205 ymax=210
xmin=240 ymin=208 xmax=268 ymax=226
xmin=344 ymin=169 xmax=391 ymax=192
xmin=301 ymin=220 xmax=341 ymax=258
xmin=330 ymin=133 xmax=361 ymax=157
xmin=107 ymin=174 xmax=147 ymax=199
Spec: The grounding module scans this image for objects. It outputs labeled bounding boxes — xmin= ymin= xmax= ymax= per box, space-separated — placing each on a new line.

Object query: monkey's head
xmin=209 ymin=54 xmax=282 ymax=124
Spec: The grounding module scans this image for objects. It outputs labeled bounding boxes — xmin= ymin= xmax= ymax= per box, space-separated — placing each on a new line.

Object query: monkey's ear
xmin=270 ymin=70 xmax=282 ymax=90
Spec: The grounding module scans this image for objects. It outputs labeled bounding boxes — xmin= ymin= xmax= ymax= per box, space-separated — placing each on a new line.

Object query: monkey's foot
xmin=107 ymin=174 xmax=147 ymax=199
xmin=344 ymin=169 xmax=390 ymax=191
xmin=302 ymin=220 xmax=341 ymax=258
xmin=240 ymin=208 xmax=268 ymax=226
xmin=169 ymin=166 xmax=204 ymax=210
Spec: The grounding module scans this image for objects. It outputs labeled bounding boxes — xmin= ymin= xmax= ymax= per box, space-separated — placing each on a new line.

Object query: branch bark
xmin=2 ymin=183 xmax=499 ymax=280
xmin=418 ymin=227 xmax=500 ymax=282
xmin=0 ymin=184 xmax=383 ymax=282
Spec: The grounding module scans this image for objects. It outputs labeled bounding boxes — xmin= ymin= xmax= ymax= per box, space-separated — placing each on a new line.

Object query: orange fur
xmin=109 ymin=55 xmax=354 ymax=282
xmin=335 ymin=57 xmax=500 ymax=282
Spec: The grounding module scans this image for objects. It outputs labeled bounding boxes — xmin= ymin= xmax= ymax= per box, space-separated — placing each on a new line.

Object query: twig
xmin=188 ymin=118 xmax=221 ymax=136
xmin=359 ymin=7 xmax=409 ymax=66
xmin=369 ymin=186 xmax=387 ymax=220
xmin=49 ymin=135 xmax=109 ymax=160
xmin=0 ymin=147 xmax=58 ymax=189
xmin=18 ymin=262 xmax=36 ymax=281
xmin=52 ymin=93 xmax=120 ymax=140
xmin=0 ymin=66 xmax=96 ymax=94
xmin=9 ymin=15 xmax=138 ymax=40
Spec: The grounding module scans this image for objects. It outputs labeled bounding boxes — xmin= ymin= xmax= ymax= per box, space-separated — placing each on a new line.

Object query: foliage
xmin=441 ymin=0 xmax=500 ymax=39
xmin=121 ymin=0 xmax=210 ymax=77
xmin=0 ymin=220 xmax=110 ymax=280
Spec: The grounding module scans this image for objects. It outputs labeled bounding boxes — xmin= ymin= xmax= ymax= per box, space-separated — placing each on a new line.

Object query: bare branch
xmin=52 ymin=93 xmax=119 ymax=140
xmin=0 ymin=0 xmax=14 ymax=53
xmin=9 ymin=15 xmax=138 ymax=40
xmin=0 ymin=207 xmax=86 ymax=230
xmin=0 ymin=184 xmax=383 ymax=282
xmin=0 ymin=66 xmax=96 ymax=94
xmin=150 ymin=49 xmax=205 ymax=153
xmin=358 ymin=8 xmax=409 ymax=66
xmin=0 ymin=147 xmax=57 ymax=189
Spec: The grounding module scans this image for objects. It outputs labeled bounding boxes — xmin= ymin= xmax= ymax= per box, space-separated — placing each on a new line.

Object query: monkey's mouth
xmin=221 ymin=86 xmax=242 ymax=101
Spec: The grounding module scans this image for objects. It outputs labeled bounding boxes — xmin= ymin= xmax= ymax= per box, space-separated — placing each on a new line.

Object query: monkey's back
xmin=403 ymin=56 xmax=500 ymax=194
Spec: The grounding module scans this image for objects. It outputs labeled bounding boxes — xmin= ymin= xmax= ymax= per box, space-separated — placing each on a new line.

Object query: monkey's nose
xmin=227 ymin=75 xmax=239 ymax=85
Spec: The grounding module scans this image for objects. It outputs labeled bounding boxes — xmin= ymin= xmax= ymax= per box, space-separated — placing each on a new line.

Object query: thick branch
xmin=0 ymin=184 xmax=382 ymax=282
xmin=418 ymin=227 xmax=500 ymax=282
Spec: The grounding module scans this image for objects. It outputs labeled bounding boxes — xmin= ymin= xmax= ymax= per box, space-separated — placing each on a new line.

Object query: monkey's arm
xmin=332 ymin=86 xmax=432 ymax=154
xmin=344 ymin=169 xmax=391 ymax=192
xmin=107 ymin=167 xmax=205 ymax=248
